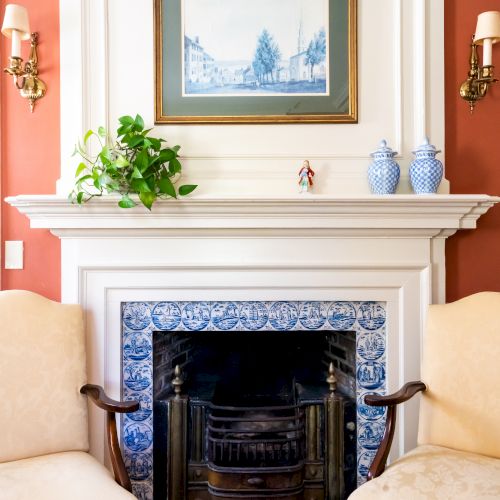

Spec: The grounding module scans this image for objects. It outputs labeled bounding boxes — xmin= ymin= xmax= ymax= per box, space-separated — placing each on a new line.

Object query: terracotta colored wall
xmin=1 ymin=0 xmax=60 ymax=300
xmin=445 ymin=0 xmax=500 ymax=302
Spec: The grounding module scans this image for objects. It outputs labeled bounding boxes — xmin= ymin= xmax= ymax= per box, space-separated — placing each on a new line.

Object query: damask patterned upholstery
xmin=0 ymin=290 xmax=135 ymax=499
xmin=0 ymin=451 xmax=135 ymax=500
xmin=350 ymin=292 xmax=500 ymax=499
xmin=349 ymin=445 xmax=500 ymax=500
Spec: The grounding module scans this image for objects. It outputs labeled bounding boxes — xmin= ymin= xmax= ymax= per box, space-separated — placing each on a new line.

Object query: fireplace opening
xmin=153 ymin=330 xmax=357 ymax=499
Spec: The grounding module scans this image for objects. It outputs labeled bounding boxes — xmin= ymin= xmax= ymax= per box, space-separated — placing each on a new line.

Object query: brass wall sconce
xmin=1 ymin=4 xmax=46 ymax=112
xmin=460 ymin=11 xmax=500 ymax=113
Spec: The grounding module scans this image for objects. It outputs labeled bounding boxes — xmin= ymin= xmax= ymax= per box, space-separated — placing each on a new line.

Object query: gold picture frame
xmin=155 ymin=0 xmax=357 ymax=124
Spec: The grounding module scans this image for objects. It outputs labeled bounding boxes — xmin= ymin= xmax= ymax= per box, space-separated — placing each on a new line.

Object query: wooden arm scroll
xmin=81 ymin=384 xmax=139 ymax=492
xmin=365 ymin=381 xmax=426 ymax=481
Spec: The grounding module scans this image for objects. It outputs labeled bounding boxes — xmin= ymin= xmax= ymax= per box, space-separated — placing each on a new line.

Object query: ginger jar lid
xmin=413 ymin=137 xmax=441 ymax=155
xmin=370 ymin=139 xmax=398 ymax=158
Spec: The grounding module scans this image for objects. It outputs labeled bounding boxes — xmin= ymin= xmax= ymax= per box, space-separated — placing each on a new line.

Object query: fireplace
xmin=121 ymin=300 xmax=387 ymax=500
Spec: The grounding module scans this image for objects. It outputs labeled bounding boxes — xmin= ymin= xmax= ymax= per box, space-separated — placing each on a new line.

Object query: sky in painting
xmin=183 ymin=0 xmax=328 ymax=62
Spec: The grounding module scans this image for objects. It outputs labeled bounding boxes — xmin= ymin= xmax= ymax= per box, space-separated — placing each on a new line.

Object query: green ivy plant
xmin=70 ymin=114 xmax=197 ymax=210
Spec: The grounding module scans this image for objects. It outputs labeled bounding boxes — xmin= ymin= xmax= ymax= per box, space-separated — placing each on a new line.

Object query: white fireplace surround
xmin=6 ymin=193 xmax=499 ymax=471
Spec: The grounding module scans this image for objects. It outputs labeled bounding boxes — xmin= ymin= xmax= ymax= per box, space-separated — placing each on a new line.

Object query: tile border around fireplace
xmin=121 ymin=300 xmax=387 ymax=500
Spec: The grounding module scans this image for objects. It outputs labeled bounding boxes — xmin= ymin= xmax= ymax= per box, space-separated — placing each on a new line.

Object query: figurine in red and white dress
xmin=298 ymin=160 xmax=315 ymax=193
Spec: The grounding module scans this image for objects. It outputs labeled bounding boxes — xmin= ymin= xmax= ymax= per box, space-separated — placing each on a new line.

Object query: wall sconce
xmin=460 ymin=11 xmax=500 ymax=113
xmin=1 ymin=4 xmax=46 ymax=112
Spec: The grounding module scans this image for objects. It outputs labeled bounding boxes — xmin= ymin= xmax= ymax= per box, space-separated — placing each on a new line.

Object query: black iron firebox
xmin=153 ymin=331 xmax=357 ymax=500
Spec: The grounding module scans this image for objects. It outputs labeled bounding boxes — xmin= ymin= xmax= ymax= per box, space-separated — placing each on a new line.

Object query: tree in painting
xmin=305 ymin=28 xmax=327 ymax=82
xmin=252 ymin=29 xmax=281 ymax=84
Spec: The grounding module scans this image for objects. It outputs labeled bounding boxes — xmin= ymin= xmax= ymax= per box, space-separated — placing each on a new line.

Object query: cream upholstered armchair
xmin=350 ymin=292 xmax=500 ymax=499
xmin=0 ymin=290 xmax=138 ymax=499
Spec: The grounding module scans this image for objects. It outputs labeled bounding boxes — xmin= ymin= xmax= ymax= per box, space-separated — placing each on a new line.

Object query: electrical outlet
xmin=5 ymin=241 xmax=24 ymax=269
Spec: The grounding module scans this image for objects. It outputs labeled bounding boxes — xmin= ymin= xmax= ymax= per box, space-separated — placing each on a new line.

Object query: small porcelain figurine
xmin=298 ymin=160 xmax=315 ymax=193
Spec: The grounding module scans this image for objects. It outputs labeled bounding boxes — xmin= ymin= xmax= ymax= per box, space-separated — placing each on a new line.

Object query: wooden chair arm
xmin=81 ymin=383 xmax=139 ymax=492
xmin=365 ymin=381 xmax=426 ymax=481
xmin=365 ymin=381 xmax=426 ymax=407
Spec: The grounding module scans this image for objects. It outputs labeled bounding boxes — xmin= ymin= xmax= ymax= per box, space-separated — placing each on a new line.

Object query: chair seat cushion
xmin=349 ymin=445 xmax=500 ymax=500
xmin=0 ymin=451 xmax=136 ymax=500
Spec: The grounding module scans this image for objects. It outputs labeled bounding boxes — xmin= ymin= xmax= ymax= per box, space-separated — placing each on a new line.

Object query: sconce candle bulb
xmin=11 ymin=28 xmax=21 ymax=57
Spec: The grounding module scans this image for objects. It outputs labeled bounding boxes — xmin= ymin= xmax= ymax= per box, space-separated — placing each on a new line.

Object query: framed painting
xmin=154 ymin=0 xmax=357 ymax=124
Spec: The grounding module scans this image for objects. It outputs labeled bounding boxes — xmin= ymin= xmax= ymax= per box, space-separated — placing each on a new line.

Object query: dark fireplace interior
xmin=153 ymin=331 xmax=357 ymax=500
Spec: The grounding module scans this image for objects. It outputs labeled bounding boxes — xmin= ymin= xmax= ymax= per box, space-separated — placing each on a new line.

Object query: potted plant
xmin=70 ymin=114 xmax=197 ymax=209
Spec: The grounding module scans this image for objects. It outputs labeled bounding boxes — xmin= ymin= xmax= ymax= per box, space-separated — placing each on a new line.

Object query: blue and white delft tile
xmin=357 ymin=302 xmax=386 ymax=331
xmin=239 ymin=301 xmax=269 ymax=330
xmin=299 ymin=301 xmax=328 ymax=330
xmin=151 ymin=302 xmax=182 ymax=330
xmin=126 ymin=452 xmax=153 ymax=481
xmin=123 ymin=302 xmax=152 ymax=331
xmin=328 ymin=301 xmax=357 ymax=330
xmin=125 ymin=393 xmax=152 ymax=422
xmin=132 ymin=481 xmax=154 ymax=500
xmin=357 ymin=331 xmax=385 ymax=361
xmin=211 ymin=302 xmax=240 ymax=331
xmin=123 ymin=422 xmax=153 ymax=453
xmin=357 ymin=450 xmax=378 ymax=479
xmin=121 ymin=300 xmax=387 ymax=497
xmin=269 ymin=302 xmax=299 ymax=330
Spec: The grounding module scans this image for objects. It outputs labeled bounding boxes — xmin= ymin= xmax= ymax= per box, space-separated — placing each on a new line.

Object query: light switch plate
xmin=5 ymin=240 xmax=24 ymax=269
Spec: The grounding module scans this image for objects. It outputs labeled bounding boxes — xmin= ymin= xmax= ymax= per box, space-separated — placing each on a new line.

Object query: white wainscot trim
xmin=6 ymin=193 xmax=499 ymax=470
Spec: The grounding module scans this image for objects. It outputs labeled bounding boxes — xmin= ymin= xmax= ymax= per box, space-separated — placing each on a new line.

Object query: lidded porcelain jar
xmin=409 ymin=138 xmax=443 ymax=194
xmin=367 ymin=140 xmax=400 ymax=194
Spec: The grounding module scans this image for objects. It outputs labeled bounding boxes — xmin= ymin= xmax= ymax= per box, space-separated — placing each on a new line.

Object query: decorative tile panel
xmin=121 ymin=301 xmax=387 ymax=500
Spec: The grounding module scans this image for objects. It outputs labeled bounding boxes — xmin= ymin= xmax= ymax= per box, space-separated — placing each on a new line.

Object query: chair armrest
xmin=80 ymin=383 xmax=139 ymax=492
xmin=80 ymin=384 xmax=139 ymax=413
xmin=365 ymin=381 xmax=426 ymax=481
xmin=365 ymin=381 xmax=426 ymax=407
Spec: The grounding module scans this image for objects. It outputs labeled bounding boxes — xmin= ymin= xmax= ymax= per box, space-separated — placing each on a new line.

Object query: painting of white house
xmin=182 ymin=0 xmax=329 ymax=96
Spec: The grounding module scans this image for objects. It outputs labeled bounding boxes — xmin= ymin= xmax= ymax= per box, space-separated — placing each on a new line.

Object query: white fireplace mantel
xmin=6 ymin=194 xmax=498 ymax=235
xmin=6 ymin=192 xmax=499 ymax=469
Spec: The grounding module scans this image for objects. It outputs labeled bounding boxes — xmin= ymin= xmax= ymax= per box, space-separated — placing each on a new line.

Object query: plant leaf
xmin=131 ymin=167 xmax=143 ymax=179
xmin=83 ymin=129 xmax=94 ymax=144
xmin=148 ymin=138 xmax=161 ymax=151
xmin=76 ymin=192 xmax=84 ymax=204
xmin=139 ymin=190 xmax=156 ymax=210
xmin=118 ymin=115 xmax=135 ymax=125
xmin=179 ymin=184 xmax=197 ymax=196
xmin=169 ymin=158 xmax=182 ymax=174
xmin=75 ymin=162 xmax=87 ymax=177
xmin=97 ymin=126 xmax=107 ymax=138
xmin=131 ymin=178 xmax=151 ymax=193
xmin=134 ymin=114 xmax=145 ymax=131
xmin=172 ymin=145 xmax=181 ymax=153
xmin=159 ymin=177 xmax=177 ymax=198
xmin=115 ymin=155 xmax=130 ymax=168
xmin=99 ymin=145 xmax=111 ymax=163
xmin=118 ymin=194 xmax=136 ymax=208
xmin=128 ymin=135 xmax=144 ymax=148
xmin=157 ymin=149 xmax=176 ymax=164
xmin=135 ymin=150 xmax=149 ymax=172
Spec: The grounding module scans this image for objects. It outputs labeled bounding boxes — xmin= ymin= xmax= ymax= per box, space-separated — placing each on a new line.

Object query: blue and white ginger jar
xmin=409 ymin=138 xmax=443 ymax=194
xmin=367 ymin=140 xmax=400 ymax=195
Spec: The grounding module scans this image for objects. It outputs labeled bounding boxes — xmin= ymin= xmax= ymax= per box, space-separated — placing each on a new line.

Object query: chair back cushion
xmin=418 ymin=292 xmax=500 ymax=458
xmin=0 ymin=290 xmax=89 ymax=463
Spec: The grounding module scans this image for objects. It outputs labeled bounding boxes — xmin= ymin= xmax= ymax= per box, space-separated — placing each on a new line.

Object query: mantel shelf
xmin=6 ymin=194 xmax=499 ymax=237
